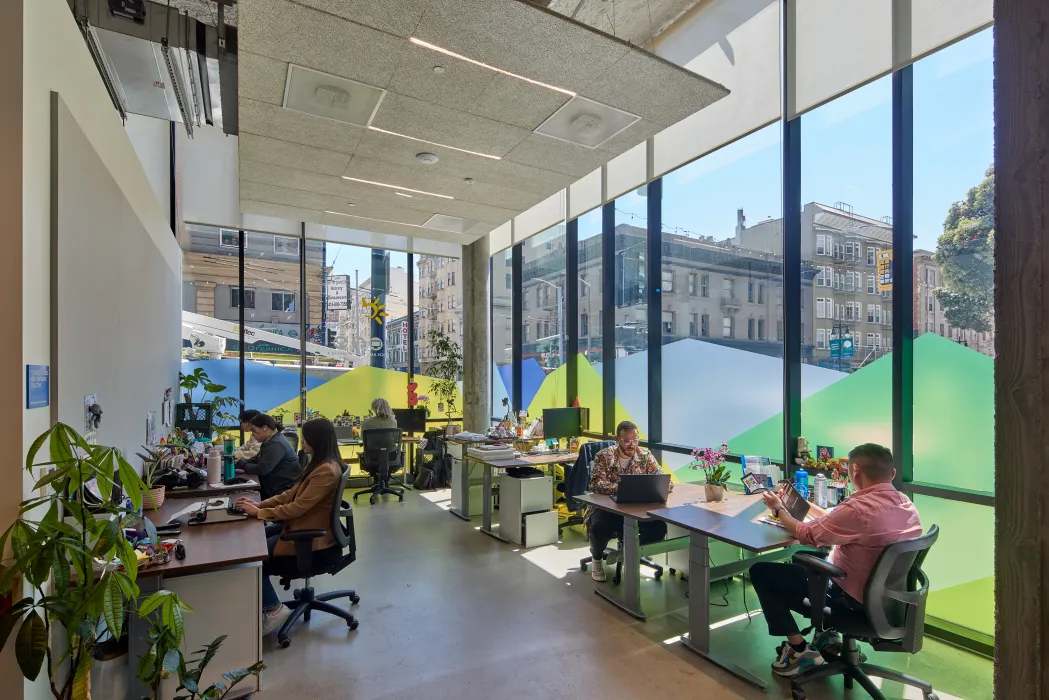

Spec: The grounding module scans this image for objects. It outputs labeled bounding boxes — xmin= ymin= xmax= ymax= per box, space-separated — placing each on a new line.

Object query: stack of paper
xmin=468 ymin=445 xmax=515 ymax=461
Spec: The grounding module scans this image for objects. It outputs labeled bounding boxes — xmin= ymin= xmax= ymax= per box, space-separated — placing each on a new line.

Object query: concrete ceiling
xmin=237 ymin=0 xmax=728 ymax=245
xmin=543 ymin=0 xmax=702 ymax=47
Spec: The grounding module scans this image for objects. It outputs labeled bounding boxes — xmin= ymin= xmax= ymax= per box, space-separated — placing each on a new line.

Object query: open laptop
xmin=611 ymin=473 xmax=671 ymax=505
xmin=775 ymin=484 xmax=811 ymax=521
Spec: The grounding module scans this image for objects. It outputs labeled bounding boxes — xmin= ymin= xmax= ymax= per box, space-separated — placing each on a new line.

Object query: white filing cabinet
xmin=499 ymin=474 xmax=555 ymax=546
xmin=450 ymin=457 xmax=485 ymax=516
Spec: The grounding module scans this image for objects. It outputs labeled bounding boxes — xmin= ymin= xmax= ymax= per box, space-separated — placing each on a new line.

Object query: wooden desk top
xmin=140 ymin=499 xmax=269 ymax=578
xmin=165 ymin=481 xmax=260 ymax=500
xmin=648 ymin=494 xmax=797 ymax=553
xmin=577 ymin=482 xmax=706 ymax=520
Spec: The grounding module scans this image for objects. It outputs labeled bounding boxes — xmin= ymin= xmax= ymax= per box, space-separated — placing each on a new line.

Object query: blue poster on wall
xmin=26 ymin=365 xmax=49 ymax=409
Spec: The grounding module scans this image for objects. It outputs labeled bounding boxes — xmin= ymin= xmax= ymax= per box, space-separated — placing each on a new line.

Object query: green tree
xmin=933 ymin=166 xmax=995 ymax=332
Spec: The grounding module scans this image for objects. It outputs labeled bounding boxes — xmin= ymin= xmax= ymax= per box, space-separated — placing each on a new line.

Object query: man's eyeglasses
xmin=618 ymin=438 xmax=640 ymax=445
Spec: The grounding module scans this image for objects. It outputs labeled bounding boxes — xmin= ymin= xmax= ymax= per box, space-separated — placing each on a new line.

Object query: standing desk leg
xmin=681 ymin=532 xmax=767 ymax=689
xmin=480 ymin=465 xmax=509 ymax=541
xmin=594 ymin=516 xmax=645 ymax=620
xmin=128 ymin=575 xmax=162 ymax=699
xmin=450 ymin=456 xmax=471 ymax=521
xmin=402 ymin=440 xmax=413 ymax=488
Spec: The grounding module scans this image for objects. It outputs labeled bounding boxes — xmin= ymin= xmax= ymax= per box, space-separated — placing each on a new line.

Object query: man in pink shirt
xmin=750 ymin=443 xmax=922 ymax=677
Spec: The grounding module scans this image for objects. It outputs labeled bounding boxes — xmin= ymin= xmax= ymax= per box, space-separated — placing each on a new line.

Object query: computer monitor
xmin=543 ymin=407 xmax=582 ymax=441
xmin=393 ymin=408 xmax=427 ymax=433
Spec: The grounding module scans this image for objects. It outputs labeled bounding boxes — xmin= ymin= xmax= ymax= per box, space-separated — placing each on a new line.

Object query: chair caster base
xmin=790 ymin=690 xmax=806 ymax=700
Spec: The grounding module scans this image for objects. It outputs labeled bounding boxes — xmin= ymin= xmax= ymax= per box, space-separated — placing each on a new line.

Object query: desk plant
xmin=689 ymin=443 xmax=732 ymax=502
xmin=178 ymin=368 xmax=240 ymax=439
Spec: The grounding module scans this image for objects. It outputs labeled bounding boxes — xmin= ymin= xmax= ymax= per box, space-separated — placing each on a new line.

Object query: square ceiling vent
xmin=534 ymin=96 xmax=640 ymax=149
xmin=283 ymin=64 xmax=386 ymax=126
xmin=423 ymin=214 xmax=479 ymax=234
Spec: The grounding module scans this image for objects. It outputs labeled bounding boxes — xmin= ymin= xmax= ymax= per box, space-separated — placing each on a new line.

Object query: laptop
xmin=778 ymin=484 xmax=811 ymax=521
xmin=611 ymin=473 xmax=672 ymax=505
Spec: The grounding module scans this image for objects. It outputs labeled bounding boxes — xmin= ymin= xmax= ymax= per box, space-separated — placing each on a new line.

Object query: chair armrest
xmin=793 ymin=552 xmax=847 ymax=580
xmin=280 ymin=529 xmax=327 ymax=572
xmin=885 ymin=568 xmax=930 ymax=606
xmin=792 ymin=552 xmax=845 ymax=632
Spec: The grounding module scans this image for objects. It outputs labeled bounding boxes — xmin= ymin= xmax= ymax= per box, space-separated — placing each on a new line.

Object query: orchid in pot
xmin=689 ymin=443 xmax=732 ymax=502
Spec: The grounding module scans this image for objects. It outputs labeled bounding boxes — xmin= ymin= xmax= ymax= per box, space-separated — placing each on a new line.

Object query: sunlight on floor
xmin=663 ymin=610 xmax=765 ymax=645
xmin=520 ymin=542 xmax=589 ymax=579
xmin=417 ymin=489 xmax=452 ymax=510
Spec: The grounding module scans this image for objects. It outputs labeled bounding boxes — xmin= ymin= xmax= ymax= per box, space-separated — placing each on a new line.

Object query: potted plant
xmin=137 ymin=447 xmax=168 ymax=511
xmin=0 ymin=422 xmax=155 ymax=699
xmin=425 ymin=330 xmax=463 ymax=432
xmin=178 ymin=368 xmax=240 ymax=440
xmin=689 ymin=443 xmax=732 ymax=502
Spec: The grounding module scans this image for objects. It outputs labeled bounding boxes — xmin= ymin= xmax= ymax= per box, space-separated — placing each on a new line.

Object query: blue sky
xmin=326 ymin=29 xmax=992 ymax=268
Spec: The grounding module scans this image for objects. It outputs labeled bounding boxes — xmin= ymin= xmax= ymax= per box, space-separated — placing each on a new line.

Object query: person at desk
xmin=235 ymin=418 xmax=346 ymax=635
xmin=236 ymin=414 xmax=301 ymax=501
xmin=362 ymin=398 xmax=397 ymax=431
xmin=586 ymin=420 xmax=671 ymax=583
xmin=751 ymin=443 xmax=921 ymax=677
xmin=234 ymin=409 xmax=262 ymax=461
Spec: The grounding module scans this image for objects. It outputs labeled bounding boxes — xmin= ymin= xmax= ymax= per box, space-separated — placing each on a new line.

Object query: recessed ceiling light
xmin=395 ymin=192 xmax=414 ymax=198
xmin=341 ymin=176 xmax=455 ymax=200
xmin=368 ymin=126 xmax=501 ymax=160
xmin=415 ymin=152 xmax=439 ymax=165
xmin=409 ymin=37 xmax=576 ymax=97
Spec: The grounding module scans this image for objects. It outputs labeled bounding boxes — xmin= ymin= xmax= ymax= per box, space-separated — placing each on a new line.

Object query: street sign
xmin=829 ymin=337 xmax=841 ymax=357
xmin=877 ymin=250 xmax=893 ymax=292
xmin=327 ymin=277 xmax=348 ymax=311
xmin=841 ymin=337 xmax=854 ymax=359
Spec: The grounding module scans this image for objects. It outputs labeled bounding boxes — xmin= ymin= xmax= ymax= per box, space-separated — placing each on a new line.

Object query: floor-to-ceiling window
xmin=911 ymin=28 xmax=995 ymax=641
xmin=799 ymin=76 xmax=894 ymax=457
xmin=576 ymin=208 xmax=603 ymax=432
xmin=521 ymin=224 xmax=567 ymax=419
xmin=492 ymin=249 xmax=513 ymax=420
xmin=613 ymin=192 xmax=648 ymax=434
xmin=661 ymin=123 xmax=785 ymax=476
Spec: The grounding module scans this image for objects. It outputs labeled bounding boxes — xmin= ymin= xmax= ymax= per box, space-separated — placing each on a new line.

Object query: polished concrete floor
xmin=257 ymin=489 xmax=992 ymax=700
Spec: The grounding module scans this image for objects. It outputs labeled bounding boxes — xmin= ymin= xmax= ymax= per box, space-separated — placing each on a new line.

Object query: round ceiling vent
xmin=416 ymin=152 xmax=440 ymax=165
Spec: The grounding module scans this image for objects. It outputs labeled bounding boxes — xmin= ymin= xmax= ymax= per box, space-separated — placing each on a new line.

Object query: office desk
xmin=576 ymin=483 xmax=704 ymax=620
xmin=125 ymin=500 xmax=269 ymax=700
xmin=345 ymin=435 xmax=423 ymax=487
xmin=474 ymin=452 xmax=577 ymax=542
xmin=648 ymin=495 xmax=799 ymax=689
xmin=164 ymin=480 xmax=260 ymax=500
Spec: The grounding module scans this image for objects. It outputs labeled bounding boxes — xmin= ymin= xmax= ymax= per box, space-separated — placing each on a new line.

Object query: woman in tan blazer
xmin=236 ymin=417 xmax=346 ymax=635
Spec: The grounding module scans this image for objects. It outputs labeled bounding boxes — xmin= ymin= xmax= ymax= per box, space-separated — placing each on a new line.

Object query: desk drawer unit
xmin=499 ymin=474 xmax=553 ymax=545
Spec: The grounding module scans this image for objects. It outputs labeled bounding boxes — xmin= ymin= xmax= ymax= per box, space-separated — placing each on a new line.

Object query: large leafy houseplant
xmin=425 ymin=329 xmax=463 ymax=423
xmin=178 ymin=368 xmax=240 ymax=438
xmin=0 ymin=422 xmax=151 ymax=699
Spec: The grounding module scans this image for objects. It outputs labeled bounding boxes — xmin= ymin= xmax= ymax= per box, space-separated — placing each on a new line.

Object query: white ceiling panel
xmin=239 ymin=0 xmax=406 ymax=88
xmin=238 ymin=51 xmax=288 ymax=105
xmin=239 ymin=98 xmax=364 ymax=155
xmin=238 ymin=133 xmax=351 ymax=176
xmin=237 ymin=0 xmax=728 ymax=245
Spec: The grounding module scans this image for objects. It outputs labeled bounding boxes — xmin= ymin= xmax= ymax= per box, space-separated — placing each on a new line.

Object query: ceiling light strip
xmin=341 ymin=176 xmax=455 ymax=199
xmin=367 ymin=126 xmax=502 ymax=160
xmin=324 ymin=210 xmax=469 ymax=235
xmin=409 ymin=37 xmax=576 ymax=97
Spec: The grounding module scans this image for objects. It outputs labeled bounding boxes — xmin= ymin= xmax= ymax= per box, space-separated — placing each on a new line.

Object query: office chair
xmin=573 ymin=441 xmax=666 ymax=582
xmin=789 ymin=525 xmax=940 ymax=700
xmin=282 ymin=429 xmax=299 ymax=452
xmin=353 ymin=428 xmax=405 ymax=504
xmin=272 ymin=466 xmax=361 ymax=648
xmin=298 ymin=451 xmax=309 ymax=470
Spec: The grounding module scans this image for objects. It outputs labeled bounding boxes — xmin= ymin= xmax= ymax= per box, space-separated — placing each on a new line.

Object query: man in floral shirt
xmin=586 ymin=420 xmax=671 ymax=582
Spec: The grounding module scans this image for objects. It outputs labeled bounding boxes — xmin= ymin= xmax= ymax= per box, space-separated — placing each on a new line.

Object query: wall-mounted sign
xmin=877 ymin=250 xmax=893 ymax=292
xmin=327 ymin=278 xmax=348 ymax=311
xmin=26 ymin=365 xmax=49 ymax=409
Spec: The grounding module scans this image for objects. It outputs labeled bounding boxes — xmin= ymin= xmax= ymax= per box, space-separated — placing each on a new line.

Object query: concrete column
xmin=461 ymin=235 xmax=491 ymax=433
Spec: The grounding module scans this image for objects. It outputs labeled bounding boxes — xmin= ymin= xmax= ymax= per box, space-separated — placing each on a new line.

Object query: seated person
xmin=235 ymin=418 xmax=346 ymax=635
xmin=586 ymin=420 xmax=671 ymax=582
xmin=362 ymin=398 xmax=397 ymax=431
xmin=751 ymin=443 xmax=922 ymax=677
xmin=235 ymin=414 xmax=301 ymax=500
xmin=233 ymin=409 xmax=262 ymax=461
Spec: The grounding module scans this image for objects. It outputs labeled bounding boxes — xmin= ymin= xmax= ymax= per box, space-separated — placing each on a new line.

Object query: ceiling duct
xmin=71 ymin=0 xmax=238 ymax=136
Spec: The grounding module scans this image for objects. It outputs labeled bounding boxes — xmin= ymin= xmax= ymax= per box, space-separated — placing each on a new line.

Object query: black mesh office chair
xmin=354 ymin=428 xmax=405 ymax=504
xmin=282 ymin=429 xmax=299 ymax=452
xmin=789 ymin=525 xmax=940 ymax=700
xmin=271 ymin=466 xmax=360 ymax=648
xmin=575 ymin=441 xmax=666 ymax=582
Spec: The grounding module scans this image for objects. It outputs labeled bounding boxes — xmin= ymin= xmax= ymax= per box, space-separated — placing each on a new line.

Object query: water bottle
xmin=813 ymin=473 xmax=828 ymax=508
xmin=794 ymin=467 xmax=809 ymax=500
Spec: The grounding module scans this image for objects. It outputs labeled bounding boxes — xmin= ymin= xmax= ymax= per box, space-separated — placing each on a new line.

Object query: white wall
xmin=21 ymin=1 xmax=181 ymax=693
xmin=124 ymin=114 xmax=172 ymax=225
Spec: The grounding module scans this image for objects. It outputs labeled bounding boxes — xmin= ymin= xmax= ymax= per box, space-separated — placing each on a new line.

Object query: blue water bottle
xmin=794 ymin=467 xmax=809 ymax=500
